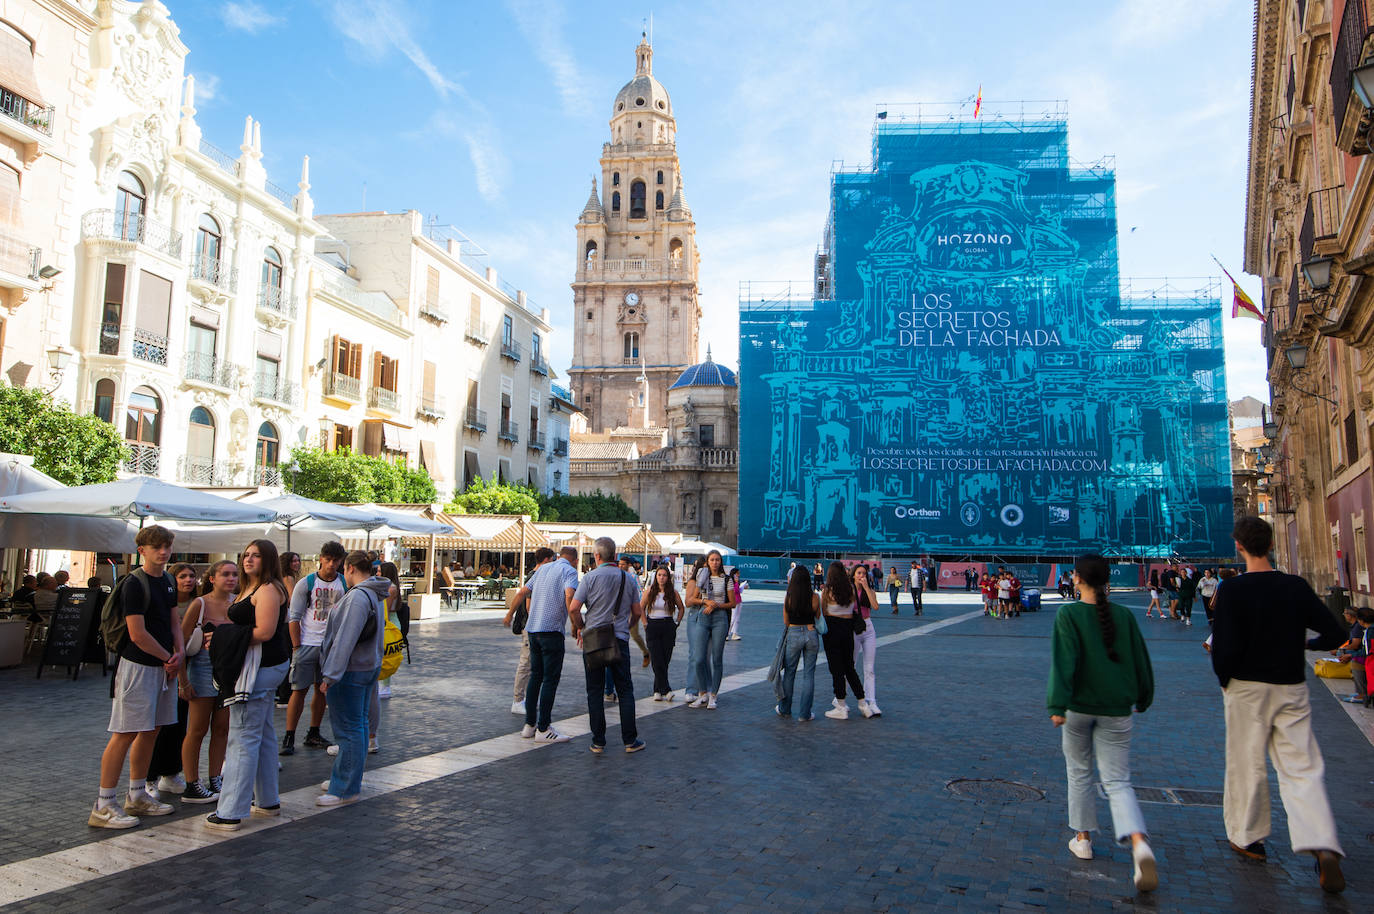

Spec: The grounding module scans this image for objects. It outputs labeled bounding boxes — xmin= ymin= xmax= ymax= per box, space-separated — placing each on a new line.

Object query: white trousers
xmin=852 ymin=619 xmax=876 ymax=702
xmin=1222 ymin=678 xmax=1343 ymax=855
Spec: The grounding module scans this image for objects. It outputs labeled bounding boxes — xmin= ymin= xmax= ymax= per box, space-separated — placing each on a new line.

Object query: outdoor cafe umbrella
xmin=238 ymin=492 xmax=389 ymax=551
xmin=0 ymin=476 xmax=280 ymax=528
xmin=0 ymin=456 xmax=136 ymax=552
xmin=349 ymin=503 xmax=453 ymax=547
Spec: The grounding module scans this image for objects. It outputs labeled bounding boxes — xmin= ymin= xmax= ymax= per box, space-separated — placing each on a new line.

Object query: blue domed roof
xmin=670 ymin=349 xmax=736 ymax=390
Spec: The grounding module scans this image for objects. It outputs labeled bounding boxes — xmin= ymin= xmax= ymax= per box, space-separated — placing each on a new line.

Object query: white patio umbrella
xmin=238 ymin=492 xmax=389 ymax=551
xmin=0 ymin=456 xmax=137 ymax=552
xmin=349 ymin=503 xmax=453 ymax=547
xmin=0 ymin=476 xmax=280 ymax=527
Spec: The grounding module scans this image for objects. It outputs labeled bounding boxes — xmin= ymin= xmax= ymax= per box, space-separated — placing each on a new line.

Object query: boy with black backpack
xmin=89 ymin=525 xmax=183 ymax=829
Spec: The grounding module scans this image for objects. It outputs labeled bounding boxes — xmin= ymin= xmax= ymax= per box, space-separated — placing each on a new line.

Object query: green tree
xmin=538 ymin=490 xmax=638 ymax=523
xmin=0 ymin=383 xmax=124 ymax=485
xmin=283 ymin=446 xmax=436 ymax=503
xmin=445 ymin=476 xmax=541 ymax=519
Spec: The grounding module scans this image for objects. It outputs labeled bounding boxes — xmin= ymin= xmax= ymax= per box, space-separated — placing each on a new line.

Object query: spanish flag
xmin=973 ymin=86 xmax=982 ymax=119
xmin=1213 ymin=256 xmax=1264 ymax=321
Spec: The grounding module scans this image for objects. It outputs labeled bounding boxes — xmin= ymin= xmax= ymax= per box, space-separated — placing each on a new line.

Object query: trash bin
xmin=1020 ymin=589 xmax=1041 ymax=612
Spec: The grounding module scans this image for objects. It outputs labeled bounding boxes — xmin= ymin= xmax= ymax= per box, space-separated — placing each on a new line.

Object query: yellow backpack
xmin=380 ymin=598 xmax=404 ymax=679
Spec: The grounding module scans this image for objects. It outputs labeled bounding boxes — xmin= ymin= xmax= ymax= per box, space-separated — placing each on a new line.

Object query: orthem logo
xmin=1000 ymin=504 xmax=1025 ymax=527
xmin=960 ymin=502 xmax=981 ymax=527
xmin=894 ymin=506 xmax=942 ymax=519
xmin=1048 ymin=505 xmax=1071 ymax=525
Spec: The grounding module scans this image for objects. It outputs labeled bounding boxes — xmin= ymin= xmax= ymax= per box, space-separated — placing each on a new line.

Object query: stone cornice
xmin=1245 ymin=0 xmax=1285 ymax=274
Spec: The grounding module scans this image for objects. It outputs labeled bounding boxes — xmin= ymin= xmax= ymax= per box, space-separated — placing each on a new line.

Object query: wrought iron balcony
xmin=1332 ymin=0 xmax=1374 ymax=153
xmin=82 ymin=209 xmax=183 ymax=258
xmin=498 ymin=419 xmax=519 ymax=443
xmin=500 ymin=338 xmax=522 ymax=362
xmin=253 ymin=465 xmax=283 ymax=487
xmin=124 ymin=443 xmax=160 ymax=476
xmin=529 ymin=354 xmax=550 ymax=376
xmin=323 ymin=371 xmax=360 ymax=401
xmin=1299 ymin=186 xmax=1344 ymax=264
xmin=253 ymin=373 xmax=300 ymax=406
xmin=464 ymin=406 xmax=488 ymax=432
xmin=465 ymin=321 xmax=491 ymax=345
xmin=368 ymin=385 xmax=399 ymax=411
xmin=419 ymin=299 xmax=450 ymax=324
xmin=132 ymin=329 xmax=168 ymax=366
xmin=257 ymin=284 xmax=297 ymax=319
xmin=190 ymin=253 xmax=237 ymax=292
xmin=0 ymin=87 xmax=53 ymax=136
xmin=177 ymin=456 xmax=231 ymax=486
xmin=527 ymin=432 xmax=546 ymax=452
xmin=99 ymin=322 xmax=120 ymax=355
xmin=416 ymin=395 xmax=445 ymax=421
xmin=552 ymin=438 xmax=569 ymax=457
xmin=182 ymin=351 xmax=234 ymax=388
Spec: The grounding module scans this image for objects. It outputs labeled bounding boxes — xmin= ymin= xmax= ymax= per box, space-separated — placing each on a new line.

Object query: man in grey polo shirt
xmin=570 ymin=536 xmax=645 ymax=754
xmin=514 ymin=545 xmax=579 ymax=743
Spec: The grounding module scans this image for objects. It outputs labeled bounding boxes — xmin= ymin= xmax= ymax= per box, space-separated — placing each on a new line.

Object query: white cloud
xmin=505 ymin=0 xmax=593 ymax=116
xmin=327 ymin=0 xmax=463 ymax=100
xmin=191 ymin=71 xmax=220 ymax=106
xmin=221 ymin=1 xmax=282 ymax=33
xmin=464 ymin=125 xmax=508 ymax=202
xmin=1110 ymin=0 xmax=1232 ymax=47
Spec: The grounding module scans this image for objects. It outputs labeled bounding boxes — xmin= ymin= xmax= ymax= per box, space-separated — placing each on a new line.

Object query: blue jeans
xmin=1061 ymin=710 xmax=1147 ymax=843
xmin=584 ymin=638 xmax=637 ymax=746
xmin=525 ymin=632 xmax=565 ymax=731
xmin=779 ymin=626 xmax=819 ymax=719
xmin=688 ymin=608 xmax=729 ymax=695
xmin=215 ymin=661 xmax=288 ymax=820
xmin=327 ymin=668 xmax=378 ymax=798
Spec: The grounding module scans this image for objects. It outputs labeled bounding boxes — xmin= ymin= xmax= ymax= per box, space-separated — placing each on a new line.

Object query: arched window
xmin=194 ymin=214 xmax=221 ymax=281
xmin=612 ymin=172 xmax=620 ymax=187
xmin=185 ymin=407 xmax=216 ymax=480
xmin=261 ymin=246 xmax=283 ymax=306
xmin=656 ymin=170 xmax=664 ymax=185
xmin=629 ymin=180 xmax=646 ymax=219
xmin=611 ymin=191 xmax=621 ymax=213
xmin=655 ymin=190 xmax=664 ymax=210
xmin=584 ymin=240 xmax=598 ymax=263
xmin=256 ymin=421 xmax=279 ymax=472
xmin=93 ymin=378 xmax=115 ymax=424
xmin=115 ymin=171 xmax=145 ymax=241
xmin=125 ymin=385 xmax=160 ymax=445
xmin=623 ymin=332 xmax=639 ymax=360
xmin=669 ymin=238 xmax=684 ymax=265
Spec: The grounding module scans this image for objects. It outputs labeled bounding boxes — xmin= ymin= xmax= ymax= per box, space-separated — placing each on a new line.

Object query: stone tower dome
xmin=609 ymin=36 xmax=676 ymax=147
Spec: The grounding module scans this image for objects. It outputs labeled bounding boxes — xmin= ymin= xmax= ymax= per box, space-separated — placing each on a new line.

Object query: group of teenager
xmin=89 ymin=526 xmax=398 ymax=832
xmin=775 ymin=561 xmax=883 ymax=721
xmin=1145 ymin=565 xmax=1224 ymax=626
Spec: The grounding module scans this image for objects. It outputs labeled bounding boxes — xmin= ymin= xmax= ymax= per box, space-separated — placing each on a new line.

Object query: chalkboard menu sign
xmin=38 ymin=587 xmax=106 ymax=680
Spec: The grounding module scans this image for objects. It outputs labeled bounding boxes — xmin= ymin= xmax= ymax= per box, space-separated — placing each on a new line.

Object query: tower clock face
xmin=625 ymin=291 xmax=640 ymax=306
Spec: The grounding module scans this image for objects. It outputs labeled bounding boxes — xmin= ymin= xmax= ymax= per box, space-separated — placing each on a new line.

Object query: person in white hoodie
xmin=316 ymin=551 xmax=388 ymax=807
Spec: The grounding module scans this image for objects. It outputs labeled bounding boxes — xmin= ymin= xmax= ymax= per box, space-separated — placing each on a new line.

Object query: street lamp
xmin=1283 ymin=344 xmax=1338 ymax=405
xmin=43 ymin=345 xmax=72 ymax=392
xmin=1352 ymin=61 xmax=1374 ymax=108
xmin=1301 ymin=256 xmax=1334 ymax=291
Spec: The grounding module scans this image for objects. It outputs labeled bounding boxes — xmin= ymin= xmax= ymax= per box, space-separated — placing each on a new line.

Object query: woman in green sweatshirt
xmin=1046 ymin=554 xmax=1157 ymax=893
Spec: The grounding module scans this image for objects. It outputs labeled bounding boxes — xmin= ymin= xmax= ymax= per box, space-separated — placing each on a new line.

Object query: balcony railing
xmin=323 ymin=371 xmax=360 ymax=401
xmin=124 ymin=443 xmax=160 ymax=476
xmin=577 ymin=256 xmax=688 ymax=279
xmin=0 ymin=87 xmax=53 ymax=136
xmin=190 ymin=253 xmax=237 ymax=292
xmin=0 ymin=231 xmax=39 ymax=279
xmin=500 ymin=338 xmax=522 ymax=362
xmin=552 ymin=437 xmax=569 ymax=457
xmin=253 ymin=373 xmax=300 ymax=406
xmin=257 ymin=284 xmax=297 ymax=319
xmin=529 ymin=354 xmax=550 ymax=376
xmin=699 ymin=447 xmax=739 ymax=467
xmin=317 ymin=273 xmax=404 ymax=325
xmin=253 ymin=465 xmax=283 ymax=487
xmin=1289 ymin=267 xmax=1301 ymax=327
xmin=465 ymin=406 xmax=488 ymax=432
xmin=368 ymin=385 xmax=399 ymax=411
xmin=82 ymin=209 xmax=183 ymax=258
xmin=1332 ymin=0 xmax=1374 ymax=151
xmin=183 ymin=351 xmax=234 ymax=388
xmin=264 ymin=180 xmax=295 ymax=208
xmin=419 ymin=299 xmax=450 ymax=324
xmin=528 ymin=432 xmax=546 ymax=451
xmin=465 ymin=321 xmax=491 ymax=345
xmin=498 ymin=419 xmax=519 ymax=443
xmin=1299 ymin=185 xmax=1344 ymax=263
xmin=99 ymin=322 xmax=120 ymax=355
xmin=178 ymin=456 xmax=231 ymax=486
xmin=132 ymin=328 xmax=168 ymax=365
xmin=198 ymin=138 xmax=238 ymax=175
xmin=416 ymin=395 xmax=445 ymax=420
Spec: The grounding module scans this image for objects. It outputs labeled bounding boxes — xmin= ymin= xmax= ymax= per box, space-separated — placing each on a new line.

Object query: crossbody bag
xmin=582 ymin=570 xmax=626 ymax=669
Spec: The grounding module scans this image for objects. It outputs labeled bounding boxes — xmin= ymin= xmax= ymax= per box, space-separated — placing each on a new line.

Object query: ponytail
xmin=1074 ymin=553 xmax=1120 ymax=663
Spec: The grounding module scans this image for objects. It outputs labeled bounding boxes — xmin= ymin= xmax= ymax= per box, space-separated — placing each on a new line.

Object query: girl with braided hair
xmin=1046 ymin=554 xmax=1158 ymax=893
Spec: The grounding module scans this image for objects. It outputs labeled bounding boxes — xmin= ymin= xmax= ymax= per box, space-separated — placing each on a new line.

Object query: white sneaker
xmin=1185 ymin=619 xmax=1192 ymax=627
xmin=123 ymin=790 xmax=173 ymax=816
xmin=1132 ymin=840 xmax=1157 ymax=891
xmin=157 ymin=774 xmax=187 ymax=794
xmin=858 ymin=699 xmax=875 ymax=719
xmin=378 ymin=684 xmax=392 ymax=699
xmin=88 ymin=801 xmax=139 ymax=829
xmin=688 ymin=694 xmax=707 ymax=708
xmin=521 ymin=724 xmax=536 ymax=738
xmin=706 ymin=694 xmax=718 ymax=710
xmin=320 ymin=780 xmax=332 ymax=792
xmin=1068 ymin=835 xmax=1093 ymax=860
xmin=664 ymin=691 xmax=675 ymax=702
xmin=538 ymin=728 xmax=571 ymax=743
xmin=511 ymin=700 xmax=525 ymax=714
xmin=326 ymin=744 xmax=339 ymax=757
xmin=368 ymin=737 xmax=379 ymax=754
xmin=867 ymin=700 xmax=882 ymax=717
xmin=143 ymin=780 xmax=160 ymax=800
xmin=315 ymin=793 xmax=359 ymax=807
xmin=824 ymin=699 xmax=849 ymax=720
xmin=652 ymin=692 xmax=664 ymax=701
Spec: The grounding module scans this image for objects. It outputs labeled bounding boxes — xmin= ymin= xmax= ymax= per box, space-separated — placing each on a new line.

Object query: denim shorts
xmin=186 ymin=650 xmax=216 ymax=699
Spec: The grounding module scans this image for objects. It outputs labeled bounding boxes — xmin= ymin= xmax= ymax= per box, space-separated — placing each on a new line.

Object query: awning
xmin=536 ymin=523 xmax=661 ymax=553
xmin=418 ymin=439 xmax=442 ymax=481
xmin=0 ymin=28 xmax=45 ymax=107
xmin=400 ymin=513 xmax=526 ymax=550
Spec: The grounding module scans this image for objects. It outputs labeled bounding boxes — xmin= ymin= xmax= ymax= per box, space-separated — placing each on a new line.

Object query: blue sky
xmin=173 ymin=0 xmax=1266 ymax=402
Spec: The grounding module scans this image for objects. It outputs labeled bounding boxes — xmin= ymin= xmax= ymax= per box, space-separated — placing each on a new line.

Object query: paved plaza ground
xmin=0 ymin=586 xmax=1369 ymax=912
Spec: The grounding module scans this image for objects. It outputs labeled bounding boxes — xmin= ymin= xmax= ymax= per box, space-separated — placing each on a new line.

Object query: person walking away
xmin=313 ymin=551 xmax=388 ymax=808
xmin=811 ymin=563 xmax=824 ymax=592
xmin=850 ymin=564 xmax=882 ymax=717
xmin=907 ymin=561 xmax=924 ymax=615
xmin=179 ymin=561 xmax=235 ymax=804
xmin=820 ymin=561 xmax=869 ymax=719
xmin=727 ymin=568 xmax=746 ymax=641
xmin=642 ymin=565 xmax=684 ymax=700
xmin=1177 ymin=568 xmax=1197 ymax=627
xmin=1008 ymin=570 xmax=1023 ymax=618
xmin=617 ymin=557 xmax=653 ymax=669
xmin=776 ymin=565 xmax=821 ymax=720
xmin=281 ymin=542 xmax=346 ymax=757
xmin=570 ymin=536 xmax=645 ymax=753
xmin=886 ymin=567 xmax=902 ymax=614
xmin=1210 ymin=516 xmax=1347 ymax=893
xmin=1198 ymin=569 xmax=1218 ymax=625
xmin=146 ymin=562 xmax=199 ymax=798
xmin=505 ymin=549 xmax=555 ymax=713
xmin=1145 ymin=571 xmax=1163 ymax=619
xmin=1163 ymin=567 xmax=1180 ymax=618
xmin=1047 ymin=554 xmax=1157 ymax=892
xmin=514 ymin=545 xmax=579 ymax=743
xmin=88 ymin=525 xmax=182 ymax=829
xmin=204 ymin=539 xmax=291 ymax=830
xmin=685 ymin=550 xmax=734 ymax=709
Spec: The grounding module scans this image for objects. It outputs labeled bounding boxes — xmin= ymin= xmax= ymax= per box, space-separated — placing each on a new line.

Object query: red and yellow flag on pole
xmin=973 ymin=86 xmax=982 ymax=119
xmin=1212 ymin=256 xmax=1264 ymax=321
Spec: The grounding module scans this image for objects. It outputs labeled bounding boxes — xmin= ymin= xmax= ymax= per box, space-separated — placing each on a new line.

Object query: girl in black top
xmin=777 ymin=566 xmax=821 ymax=721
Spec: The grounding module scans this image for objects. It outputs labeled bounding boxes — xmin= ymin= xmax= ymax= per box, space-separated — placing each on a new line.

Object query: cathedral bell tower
xmin=570 ymin=36 xmax=701 ymax=432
